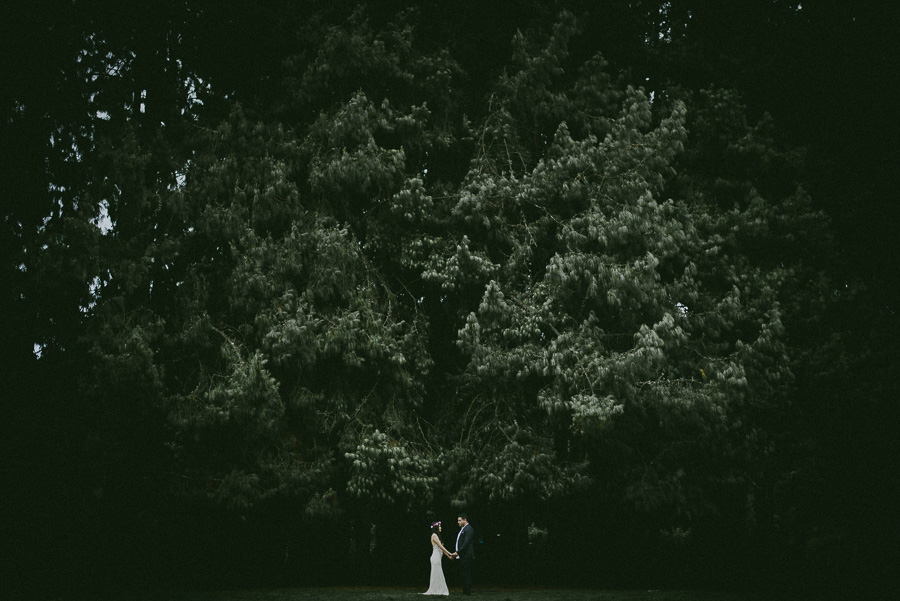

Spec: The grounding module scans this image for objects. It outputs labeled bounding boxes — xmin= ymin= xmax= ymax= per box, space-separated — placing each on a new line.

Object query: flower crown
xmin=431 ymin=521 xmax=441 ymax=529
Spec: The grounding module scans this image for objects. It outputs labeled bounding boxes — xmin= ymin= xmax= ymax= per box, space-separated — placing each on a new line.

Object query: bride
xmin=423 ymin=521 xmax=452 ymax=595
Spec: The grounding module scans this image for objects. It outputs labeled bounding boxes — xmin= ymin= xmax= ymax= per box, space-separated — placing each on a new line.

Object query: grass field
xmin=121 ymin=586 xmax=759 ymax=601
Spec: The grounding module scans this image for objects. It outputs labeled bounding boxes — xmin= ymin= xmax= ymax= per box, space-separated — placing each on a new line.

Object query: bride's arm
xmin=434 ymin=536 xmax=453 ymax=558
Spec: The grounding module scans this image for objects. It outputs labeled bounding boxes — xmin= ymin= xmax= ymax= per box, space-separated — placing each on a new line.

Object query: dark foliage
xmin=2 ymin=3 xmax=897 ymax=600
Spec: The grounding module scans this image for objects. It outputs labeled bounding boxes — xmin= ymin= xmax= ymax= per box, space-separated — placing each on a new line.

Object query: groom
xmin=451 ymin=512 xmax=475 ymax=595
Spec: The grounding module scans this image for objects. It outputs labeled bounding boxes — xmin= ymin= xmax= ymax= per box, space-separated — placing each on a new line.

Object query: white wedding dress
xmin=422 ymin=543 xmax=449 ymax=595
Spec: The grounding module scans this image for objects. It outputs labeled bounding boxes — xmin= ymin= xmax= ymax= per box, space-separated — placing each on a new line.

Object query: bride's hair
xmin=430 ymin=521 xmax=442 ymax=539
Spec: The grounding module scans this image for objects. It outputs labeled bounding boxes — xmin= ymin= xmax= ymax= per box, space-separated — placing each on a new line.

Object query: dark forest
xmin=2 ymin=2 xmax=898 ymax=600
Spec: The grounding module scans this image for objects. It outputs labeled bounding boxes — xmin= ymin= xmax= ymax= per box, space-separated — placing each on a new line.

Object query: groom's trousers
xmin=459 ymin=557 xmax=473 ymax=595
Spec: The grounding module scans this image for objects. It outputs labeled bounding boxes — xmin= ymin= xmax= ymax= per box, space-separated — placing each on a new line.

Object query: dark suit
xmin=456 ymin=523 xmax=475 ymax=595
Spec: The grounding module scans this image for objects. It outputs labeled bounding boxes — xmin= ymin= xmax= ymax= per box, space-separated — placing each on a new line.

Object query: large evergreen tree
xmin=412 ymin=16 xmax=836 ymax=584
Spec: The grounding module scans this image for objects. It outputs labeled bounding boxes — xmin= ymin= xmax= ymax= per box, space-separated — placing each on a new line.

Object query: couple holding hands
xmin=423 ymin=513 xmax=475 ymax=596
